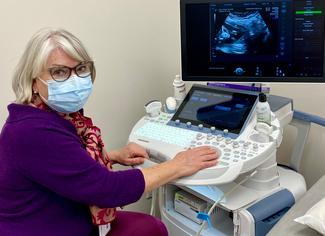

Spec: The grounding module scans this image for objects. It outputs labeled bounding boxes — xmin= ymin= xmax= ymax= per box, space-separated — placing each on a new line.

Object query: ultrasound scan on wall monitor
xmin=181 ymin=0 xmax=325 ymax=82
xmin=171 ymin=85 xmax=258 ymax=134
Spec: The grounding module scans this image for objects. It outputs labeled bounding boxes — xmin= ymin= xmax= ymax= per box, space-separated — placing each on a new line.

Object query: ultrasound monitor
xmin=180 ymin=0 xmax=325 ymax=82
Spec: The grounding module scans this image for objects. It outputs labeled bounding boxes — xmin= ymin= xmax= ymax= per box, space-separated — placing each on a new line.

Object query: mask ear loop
xmin=35 ymin=77 xmax=50 ymax=104
xmin=37 ymin=77 xmax=48 ymax=85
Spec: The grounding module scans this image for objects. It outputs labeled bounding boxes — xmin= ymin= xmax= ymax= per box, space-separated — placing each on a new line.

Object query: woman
xmin=0 ymin=28 xmax=219 ymax=236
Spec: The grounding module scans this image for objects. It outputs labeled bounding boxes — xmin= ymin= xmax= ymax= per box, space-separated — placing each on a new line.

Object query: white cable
xmin=195 ymin=170 xmax=258 ymax=236
xmin=150 ymin=190 xmax=156 ymax=216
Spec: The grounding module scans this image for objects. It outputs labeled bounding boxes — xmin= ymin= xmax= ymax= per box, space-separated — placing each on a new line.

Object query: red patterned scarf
xmin=30 ymin=94 xmax=116 ymax=225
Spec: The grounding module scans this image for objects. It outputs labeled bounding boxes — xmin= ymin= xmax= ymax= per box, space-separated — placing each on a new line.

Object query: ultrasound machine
xmin=129 ymin=0 xmax=325 ymax=235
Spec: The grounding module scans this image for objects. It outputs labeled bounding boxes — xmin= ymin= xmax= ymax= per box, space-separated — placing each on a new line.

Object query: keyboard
xmin=134 ymin=122 xmax=197 ymax=147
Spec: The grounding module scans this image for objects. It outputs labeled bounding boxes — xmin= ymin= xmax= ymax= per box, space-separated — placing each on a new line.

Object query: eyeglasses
xmin=48 ymin=61 xmax=94 ymax=82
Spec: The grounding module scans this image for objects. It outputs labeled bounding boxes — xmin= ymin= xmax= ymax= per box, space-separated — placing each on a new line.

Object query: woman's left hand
xmin=108 ymin=142 xmax=149 ymax=166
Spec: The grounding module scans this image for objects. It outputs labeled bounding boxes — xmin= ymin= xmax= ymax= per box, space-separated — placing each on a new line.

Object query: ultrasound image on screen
xmin=211 ymin=6 xmax=278 ymax=60
xmin=213 ymin=11 xmax=272 ymax=55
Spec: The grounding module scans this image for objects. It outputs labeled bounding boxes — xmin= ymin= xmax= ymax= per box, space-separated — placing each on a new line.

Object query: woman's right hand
xmin=141 ymin=146 xmax=220 ymax=193
xmin=171 ymin=146 xmax=220 ymax=178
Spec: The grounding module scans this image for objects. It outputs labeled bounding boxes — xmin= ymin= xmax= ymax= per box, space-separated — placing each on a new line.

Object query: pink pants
xmin=108 ymin=211 xmax=168 ymax=236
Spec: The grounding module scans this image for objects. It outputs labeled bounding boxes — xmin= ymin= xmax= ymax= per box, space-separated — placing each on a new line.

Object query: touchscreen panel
xmin=171 ymin=85 xmax=258 ymax=134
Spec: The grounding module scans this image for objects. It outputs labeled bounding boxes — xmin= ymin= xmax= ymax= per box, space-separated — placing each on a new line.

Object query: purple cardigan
xmin=0 ymin=104 xmax=145 ymax=236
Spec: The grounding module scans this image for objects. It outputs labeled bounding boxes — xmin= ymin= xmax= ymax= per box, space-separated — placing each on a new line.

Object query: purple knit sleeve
xmin=15 ymin=121 xmax=145 ymax=208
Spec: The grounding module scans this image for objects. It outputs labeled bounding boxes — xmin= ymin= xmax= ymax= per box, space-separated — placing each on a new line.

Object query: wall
xmin=1 ymin=0 xmax=325 ymax=214
xmin=0 ymin=0 xmax=181 ymax=213
xmin=271 ymin=84 xmax=325 ymax=187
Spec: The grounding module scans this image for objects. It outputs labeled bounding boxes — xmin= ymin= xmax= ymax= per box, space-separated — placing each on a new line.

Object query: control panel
xmin=129 ymin=85 xmax=282 ymax=185
xmin=129 ymin=113 xmax=281 ymax=186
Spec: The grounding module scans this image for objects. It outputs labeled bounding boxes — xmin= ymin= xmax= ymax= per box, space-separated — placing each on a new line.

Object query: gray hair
xmin=12 ymin=28 xmax=96 ymax=104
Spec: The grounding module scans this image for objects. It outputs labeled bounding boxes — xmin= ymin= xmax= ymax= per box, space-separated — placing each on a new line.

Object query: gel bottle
xmin=256 ymin=93 xmax=272 ymax=126
xmin=173 ymin=75 xmax=186 ymax=106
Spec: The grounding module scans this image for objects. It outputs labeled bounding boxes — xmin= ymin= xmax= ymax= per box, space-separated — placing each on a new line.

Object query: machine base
xmin=159 ymin=166 xmax=306 ymax=236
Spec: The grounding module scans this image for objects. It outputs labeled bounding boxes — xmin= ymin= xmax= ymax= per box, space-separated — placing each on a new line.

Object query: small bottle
xmin=256 ymin=93 xmax=271 ymax=126
xmin=173 ymin=75 xmax=186 ymax=105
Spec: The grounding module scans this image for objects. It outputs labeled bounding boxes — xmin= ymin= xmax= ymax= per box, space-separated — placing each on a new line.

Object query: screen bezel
xmin=170 ymin=84 xmax=259 ymax=136
xmin=180 ymin=0 xmax=325 ymax=83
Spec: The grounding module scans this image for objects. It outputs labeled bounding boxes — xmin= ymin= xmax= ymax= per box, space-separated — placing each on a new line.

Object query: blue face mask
xmin=38 ymin=75 xmax=93 ymax=113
